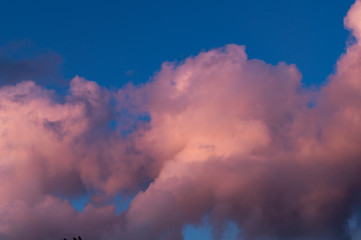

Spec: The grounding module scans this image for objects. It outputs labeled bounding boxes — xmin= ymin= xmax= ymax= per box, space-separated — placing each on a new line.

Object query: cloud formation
xmin=0 ymin=41 xmax=63 ymax=86
xmin=1 ymin=1 xmax=361 ymax=239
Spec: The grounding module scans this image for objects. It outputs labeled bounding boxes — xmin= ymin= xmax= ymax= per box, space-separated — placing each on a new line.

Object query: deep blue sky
xmin=0 ymin=0 xmax=355 ymax=88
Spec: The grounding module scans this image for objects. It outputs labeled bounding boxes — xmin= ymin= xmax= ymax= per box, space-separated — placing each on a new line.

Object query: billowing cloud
xmin=1 ymin=1 xmax=361 ymax=240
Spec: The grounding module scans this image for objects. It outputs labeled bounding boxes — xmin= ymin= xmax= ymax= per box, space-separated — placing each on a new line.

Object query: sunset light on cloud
xmin=1 ymin=0 xmax=361 ymax=240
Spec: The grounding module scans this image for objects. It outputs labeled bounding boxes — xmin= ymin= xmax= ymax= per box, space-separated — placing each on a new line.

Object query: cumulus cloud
xmin=1 ymin=1 xmax=361 ymax=239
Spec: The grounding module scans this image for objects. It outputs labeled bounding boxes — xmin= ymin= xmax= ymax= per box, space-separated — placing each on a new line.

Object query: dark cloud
xmin=0 ymin=41 xmax=64 ymax=86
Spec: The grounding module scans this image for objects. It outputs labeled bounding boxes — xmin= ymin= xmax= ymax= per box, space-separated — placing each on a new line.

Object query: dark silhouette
xmin=63 ymin=236 xmax=82 ymax=240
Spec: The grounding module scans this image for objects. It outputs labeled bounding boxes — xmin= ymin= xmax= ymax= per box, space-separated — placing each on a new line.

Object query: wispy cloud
xmin=0 ymin=41 xmax=63 ymax=86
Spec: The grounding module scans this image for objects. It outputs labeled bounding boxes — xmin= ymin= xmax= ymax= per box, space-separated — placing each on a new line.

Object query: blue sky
xmin=0 ymin=0 xmax=355 ymax=88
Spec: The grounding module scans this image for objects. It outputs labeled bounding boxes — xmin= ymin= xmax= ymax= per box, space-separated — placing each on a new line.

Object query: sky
xmin=1 ymin=0 xmax=361 ymax=240
xmin=0 ymin=0 xmax=355 ymax=87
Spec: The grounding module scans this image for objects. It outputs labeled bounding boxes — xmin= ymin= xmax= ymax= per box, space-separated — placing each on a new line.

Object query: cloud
xmin=1 ymin=1 xmax=361 ymax=239
xmin=0 ymin=41 xmax=63 ymax=86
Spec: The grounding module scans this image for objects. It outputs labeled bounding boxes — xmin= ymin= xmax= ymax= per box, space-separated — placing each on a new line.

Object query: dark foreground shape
xmin=64 ymin=236 xmax=81 ymax=240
